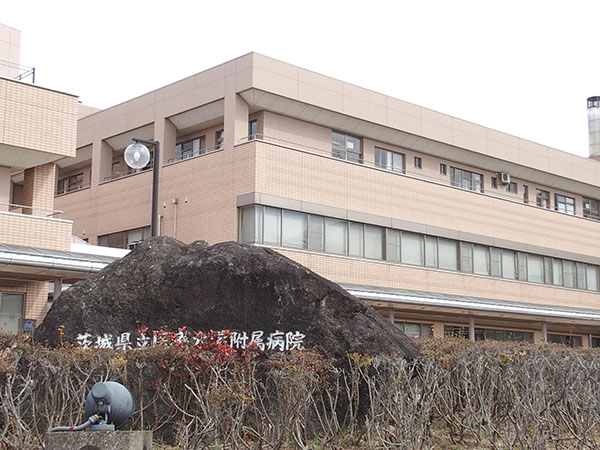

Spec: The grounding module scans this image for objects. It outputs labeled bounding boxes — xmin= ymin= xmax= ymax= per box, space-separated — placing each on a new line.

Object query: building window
xmin=375 ymin=147 xmax=405 ymax=173
xmin=0 ymin=293 xmax=24 ymax=333
xmin=583 ymin=197 xmax=600 ymax=220
xmin=248 ymin=120 xmax=258 ymax=140
xmin=522 ymin=185 xmax=529 ymax=204
xmin=505 ymin=182 xmax=517 ymax=194
xmin=57 ymin=173 xmax=84 ymax=195
xmin=98 ymin=226 xmax=151 ymax=249
xmin=176 ymin=136 xmax=206 ymax=161
xmin=215 ymin=130 xmax=224 ymax=149
xmin=491 ymin=177 xmax=498 ymax=189
xmin=554 ymin=194 xmax=575 ymax=215
xmin=475 ymin=328 xmax=534 ymax=343
xmin=450 ymin=167 xmax=483 ymax=193
xmin=395 ymin=322 xmax=432 ymax=338
xmin=440 ymin=163 xmax=447 ymax=175
xmin=414 ymin=156 xmax=422 ymax=169
xmin=536 ymin=189 xmax=550 ymax=208
xmin=332 ymin=131 xmax=361 ymax=163
xmin=111 ymin=161 xmax=121 ymax=176
xmin=548 ymin=334 xmax=582 ymax=347
xmin=443 ymin=325 xmax=533 ymax=343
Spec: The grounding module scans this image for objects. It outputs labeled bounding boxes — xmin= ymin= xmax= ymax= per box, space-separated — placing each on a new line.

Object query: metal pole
xmin=151 ymin=141 xmax=160 ymax=237
xmin=132 ymin=138 xmax=160 ymax=237
xmin=468 ymin=316 xmax=475 ymax=342
xmin=541 ymin=322 xmax=548 ymax=343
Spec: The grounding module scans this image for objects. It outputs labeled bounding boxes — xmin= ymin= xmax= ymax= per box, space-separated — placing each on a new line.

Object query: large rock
xmin=35 ymin=238 xmax=419 ymax=361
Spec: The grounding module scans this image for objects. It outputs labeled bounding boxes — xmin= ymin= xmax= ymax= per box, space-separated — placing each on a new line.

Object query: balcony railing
xmin=0 ymin=59 xmax=35 ymax=83
xmin=167 ymin=144 xmax=223 ymax=164
xmin=55 ymin=183 xmax=91 ymax=196
xmin=3 ymin=202 xmax=63 ymax=218
xmin=103 ymin=164 xmax=152 ymax=182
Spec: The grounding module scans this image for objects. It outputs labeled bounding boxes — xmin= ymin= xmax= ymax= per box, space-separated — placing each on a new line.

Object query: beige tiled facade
xmin=1 ymin=24 xmax=77 ymax=333
xmin=52 ymin=53 xmax=600 ymax=346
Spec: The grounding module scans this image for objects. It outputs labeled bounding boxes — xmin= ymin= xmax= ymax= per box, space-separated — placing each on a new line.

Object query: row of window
xmin=239 ymin=205 xmax=600 ymax=292
xmin=334 ymin=131 xmax=598 ymax=219
xmin=98 ymin=226 xmax=151 ymax=250
xmin=56 ymin=173 xmax=85 ymax=195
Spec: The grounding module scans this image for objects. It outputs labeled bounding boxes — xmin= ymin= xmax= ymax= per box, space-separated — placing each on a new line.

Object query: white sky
xmin=3 ymin=0 xmax=599 ymax=157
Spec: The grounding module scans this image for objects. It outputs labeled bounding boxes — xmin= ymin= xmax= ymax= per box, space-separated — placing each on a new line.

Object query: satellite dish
xmin=124 ymin=142 xmax=151 ymax=169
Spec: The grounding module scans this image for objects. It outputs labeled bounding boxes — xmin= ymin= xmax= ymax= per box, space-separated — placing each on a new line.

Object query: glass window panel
xmin=552 ymin=258 xmax=563 ymax=286
xmin=517 ymin=252 xmax=528 ymax=281
xmin=308 ymin=215 xmax=325 ymax=251
xmin=1 ymin=293 xmax=24 ymax=314
xmin=401 ymin=232 xmax=424 ymax=266
xmin=332 ymin=132 xmax=345 ymax=148
xmin=348 ymin=222 xmax=364 ymax=257
xmin=425 ymin=236 xmax=438 ymax=268
xmin=577 ymin=262 xmax=586 ymax=289
xmin=263 ymin=207 xmax=281 ymax=245
xmin=586 ymin=265 xmax=598 ymax=291
xmin=490 ymin=247 xmax=502 ymax=277
xmin=240 ymin=206 xmax=259 ymax=243
xmin=282 ymin=210 xmax=307 ymax=249
xmin=364 ymin=225 xmax=384 ymax=260
xmin=544 ymin=257 xmax=553 ymax=285
xmin=473 ymin=245 xmax=490 ymax=275
xmin=527 ymin=254 xmax=544 ymax=283
xmin=420 ymin=324 xmax=433 ymax=338
xmin=438 ymin=238 xmax=458 ymax=270
xmin=386 ymin=229 xmax=400 ymax=262
xmin=325 ymin=218 xmax=348 ymax=255
xmin=502 ymin=250 xmax=516 ymax=279
xmin=392 ymin=152 xmax=405 ymax=173
xmin=460 ymin=242 xmax=473 ymax=273
xmin=563 ymin=260 xmax=576 ymax=288
xmin=403 ymin=323 xmax=422 ymax=338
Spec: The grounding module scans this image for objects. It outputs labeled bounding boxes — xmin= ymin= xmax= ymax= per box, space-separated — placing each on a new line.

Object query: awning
xmin=340 ymin=283 xmax=600 ymax=324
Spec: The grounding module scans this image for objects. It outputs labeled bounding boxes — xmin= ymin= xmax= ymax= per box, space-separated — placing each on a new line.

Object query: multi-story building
xmin=1 ymin=23 xmax=117 ymax=333
xmin=50 ymin=53 xmax=600 ymax=346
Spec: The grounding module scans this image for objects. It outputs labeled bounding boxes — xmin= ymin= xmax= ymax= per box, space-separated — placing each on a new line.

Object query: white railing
xmin=2 ymin=202 xmax=63 ymax=218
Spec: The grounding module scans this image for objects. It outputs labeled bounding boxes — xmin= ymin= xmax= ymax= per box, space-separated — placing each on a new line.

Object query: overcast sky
xmin=4 ymin=0 xmax=599 ymax=157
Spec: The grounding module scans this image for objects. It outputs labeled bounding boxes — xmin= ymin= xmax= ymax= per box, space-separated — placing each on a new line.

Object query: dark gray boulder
xmin=35 ymin=237 xmax=419 ymax=361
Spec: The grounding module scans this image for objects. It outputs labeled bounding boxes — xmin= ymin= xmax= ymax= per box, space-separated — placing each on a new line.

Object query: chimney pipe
xmin=587 ymin=96 xmax=600 ymax=158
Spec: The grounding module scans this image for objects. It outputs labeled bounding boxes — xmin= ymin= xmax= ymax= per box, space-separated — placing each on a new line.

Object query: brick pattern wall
xmin=0 ymin=78 xmax=77 ymax=157
xmin=22 ymin=163 xmax=57 ymax=216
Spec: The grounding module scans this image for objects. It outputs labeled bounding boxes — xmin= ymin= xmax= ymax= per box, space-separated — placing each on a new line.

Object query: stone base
xmin=45 ymin=430 xmax=152 ymax=450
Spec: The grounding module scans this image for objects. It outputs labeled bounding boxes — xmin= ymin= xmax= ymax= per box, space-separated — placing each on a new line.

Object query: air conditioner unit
xmin=499 ymin=172 xmax=511 ymax=184
xmin=128 ymin=240 xmax=141 ymax=250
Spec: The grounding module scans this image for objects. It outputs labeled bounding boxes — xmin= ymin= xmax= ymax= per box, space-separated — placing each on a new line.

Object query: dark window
xmin=491 ymin=177 xmax=498 ymax=189
xmin=440 ymin=163 xmax=447 ymax=175
xmin=450 ymin=167 xmax=483 ymax=193
xmin=555 ymin=194 xmax=575 ymax=215
xmin=375 ymin=148 xmax=405 ymax=173
xmin=98 ymin=226 xmax=151 ymax=249
xmin=57 ymin=173 xmax=84 ymax=195
xmin=332 ymin=131 xmax=362 ymax=163
xmin=523 ymin=185 xmax=529 ymax=204
xmin=175 ymin=136 xmax=206 ymax=161
xmin=548 ymin=334 xmax=582 ymax=347
xmin=536 ymin=189 xmax=550 ymax=208
xmin=248 ymin=120 xmax=258 ymax=140
xmin=506 ymin=182 xmax=517 ymax=193
xmin=215 ymin=130 xmax=224 ymax=149
xmin=583 ymin=197 xmax=600 ymax=220
xmin=414 ymin=156 xmax=422 ymax=169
